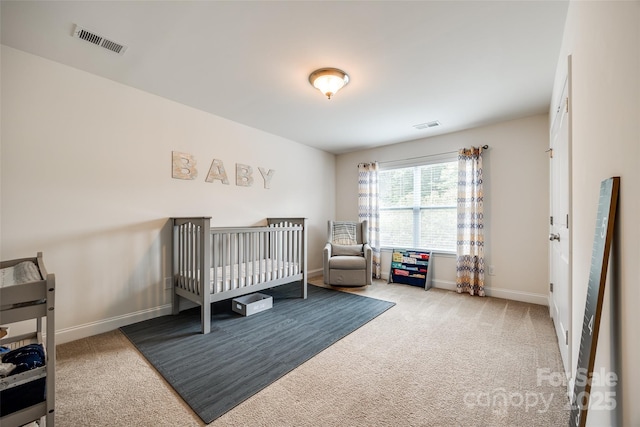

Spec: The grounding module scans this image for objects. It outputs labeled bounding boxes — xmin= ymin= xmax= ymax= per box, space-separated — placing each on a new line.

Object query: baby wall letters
xmin=172 ymin=151 xmax=275 ymax=189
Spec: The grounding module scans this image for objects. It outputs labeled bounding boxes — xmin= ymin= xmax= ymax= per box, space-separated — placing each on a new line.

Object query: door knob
xmin=549 ymin=233 xmax=560 ymax=241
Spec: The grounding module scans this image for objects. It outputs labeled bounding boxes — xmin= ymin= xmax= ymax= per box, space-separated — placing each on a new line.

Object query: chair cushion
xmin=331 ymin=244 xmax=363 ymax=256
xmin=328 ymin=255 xmax=366 ymax=270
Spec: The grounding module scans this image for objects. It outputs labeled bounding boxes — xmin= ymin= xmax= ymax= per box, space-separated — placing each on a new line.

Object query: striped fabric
xmin=332 ymin=221 xmax=357 ymax=245
xmin=456 ymin=146 xmax=485 ymax=296
xmin=358 ymin=162 xmax=381 ymax=279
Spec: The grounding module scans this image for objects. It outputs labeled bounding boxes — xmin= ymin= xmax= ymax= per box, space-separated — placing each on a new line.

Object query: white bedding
xmin=0 ymin=261 xmax=44 ymax=310
xmin=210 ymin=259 xmax=300 ymax=293
xmin=179 ymin=259 xmax=300 ymax=294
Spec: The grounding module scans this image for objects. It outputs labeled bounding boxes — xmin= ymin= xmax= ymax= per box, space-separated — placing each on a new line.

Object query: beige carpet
xmin=55 ymin=278 xmax=569 ymax=426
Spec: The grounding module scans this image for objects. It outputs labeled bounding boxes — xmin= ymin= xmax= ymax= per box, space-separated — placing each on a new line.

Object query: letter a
xmin=205 ymin=159 xmax=230 ymax=184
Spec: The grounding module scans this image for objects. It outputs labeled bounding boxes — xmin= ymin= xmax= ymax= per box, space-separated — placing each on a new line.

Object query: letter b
xmin=236 ymin=163 xmax=254 ymax=187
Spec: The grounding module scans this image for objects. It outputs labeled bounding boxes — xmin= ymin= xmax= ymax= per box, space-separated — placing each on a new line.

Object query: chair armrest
xmin=363 ymin=243 xmax=372 ymax=259
xmin=323 ymin=243 xmax=332 ymax=284
xmin=363 ymin=243 xmax=373 ymax=285
xmin=324 ymin=242 xmax=332 ymax=258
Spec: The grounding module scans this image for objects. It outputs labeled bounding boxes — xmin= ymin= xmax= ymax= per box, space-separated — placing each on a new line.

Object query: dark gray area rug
xmin=120 ymin=282 xmax=395 ymax=423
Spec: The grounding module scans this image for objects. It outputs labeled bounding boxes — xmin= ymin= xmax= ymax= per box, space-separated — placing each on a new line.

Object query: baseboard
xmin=55 ymin=304 xmax=172 ymax=345
xmin=56 ymin=270 xmax=326 ymax=345
xmin=307 ymin=267 xmax=323 ymax=278
xmin=433 ymin=279 xmax=456 ymax=291
xmin=384 ymin=275 xmax=548 ymax=306
xmin=483 ymin=287 xmax=548 ymax=306
xmin=431 ymin=279 xmax=547 ymax=305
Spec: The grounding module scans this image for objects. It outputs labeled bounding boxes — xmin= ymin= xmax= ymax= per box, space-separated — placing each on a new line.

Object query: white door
xmin=549 ymin=73 xmax=571 ymax=384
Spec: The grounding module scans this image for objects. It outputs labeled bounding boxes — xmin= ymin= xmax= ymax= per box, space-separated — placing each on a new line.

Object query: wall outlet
xmin=164 ymin=277 xmax=173 ymax=290
xmin=488 ymin=265 xmax=495 ymax=276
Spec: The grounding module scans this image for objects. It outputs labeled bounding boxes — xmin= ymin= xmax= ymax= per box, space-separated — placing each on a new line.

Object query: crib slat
xmin=248 ymin=233 xmax=253 ymax=286
xmin=288 ymin=226 xmax=293 ymax=276
xmin=188 ymin=223 xmax=193 ymax=293
xmin=271 ymin=228 xmax=277 ymax=280
xmin=196 ymin=223 xmax=202 ymax=296
xmin=259 ymin=232 xmax=263 ymax=284
xmin=184 ymin=224 xmax=189 ymax=291
xmin=183 ymin=224 xmax=187 ymax=291
xmin=278 ymin=227 xmax=282 ymax=279
xmin=196 ymin=223 xmax=201 ymax=295
xmin=182 ymin=225 xmax=188 ymax=291
xmin=191 ymin=223 xmax=197 ymax=294
xmin=179 ymin=225 xmax=184 ymax=290
xmin=184 ymin=223 xmax=189 ymax=292
xmin=211 ymin=234 xmax=220 ymax=293
xmin=187 ymin=223 xmax=193 ymax=293
xmin=221 ymin=233 xmax=227 ymax=292
xmin=243 ymin=232 xmax=249 ymax=287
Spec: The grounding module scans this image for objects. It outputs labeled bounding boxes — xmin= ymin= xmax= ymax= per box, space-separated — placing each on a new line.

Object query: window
xmin=379 ymin=158 xmax=457 ymax=252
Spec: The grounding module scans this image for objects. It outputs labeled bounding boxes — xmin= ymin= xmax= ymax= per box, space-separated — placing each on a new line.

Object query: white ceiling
xmin=1 ymin=1 xmax=569 ymax=154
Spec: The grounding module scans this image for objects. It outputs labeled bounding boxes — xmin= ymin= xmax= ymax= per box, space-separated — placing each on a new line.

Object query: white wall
xmin=551 ymin=2 xmax=640 ymax=426
xmin=1 ymin=46 xmax=335 ymax=343
xmin=335 ymin=114 xmax=550 ymax=304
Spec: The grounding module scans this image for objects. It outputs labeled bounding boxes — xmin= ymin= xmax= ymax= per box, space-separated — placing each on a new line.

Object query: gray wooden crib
xmin=171 ymin=217 xmax=307 ymax=333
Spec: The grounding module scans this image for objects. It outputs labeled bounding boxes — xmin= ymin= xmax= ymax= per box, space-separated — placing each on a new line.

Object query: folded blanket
xmin=0 ymin=261 xmax=41 ymax=288
xmin=332 ymin=222 xmax=357 ymax=245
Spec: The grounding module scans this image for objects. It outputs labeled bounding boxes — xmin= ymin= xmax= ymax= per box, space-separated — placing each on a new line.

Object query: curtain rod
xmin=377 ymin=145 xmax=489 ymax=165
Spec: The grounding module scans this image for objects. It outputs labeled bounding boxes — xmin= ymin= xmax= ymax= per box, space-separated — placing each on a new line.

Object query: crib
xmin=171 ymin=217 xmax=307 ymax=334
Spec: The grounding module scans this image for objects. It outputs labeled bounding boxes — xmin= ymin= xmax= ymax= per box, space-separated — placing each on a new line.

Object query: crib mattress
xmin=210 ymin=259 xmax=300 ymax=293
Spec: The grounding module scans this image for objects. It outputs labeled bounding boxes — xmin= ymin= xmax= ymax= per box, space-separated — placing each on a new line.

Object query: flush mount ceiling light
xmin=308 ymin=68 xmax=350 ymax=99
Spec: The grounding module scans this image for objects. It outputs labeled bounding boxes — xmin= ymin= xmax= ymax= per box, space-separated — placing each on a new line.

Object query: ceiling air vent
xmin=72 ymin=25 xmax=127 ymax=55
xmin=413 ymin=120 xmax=441 ymax=130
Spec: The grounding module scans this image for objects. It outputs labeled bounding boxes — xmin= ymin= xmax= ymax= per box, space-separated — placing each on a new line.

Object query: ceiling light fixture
xmin=308 ymin=68 xmax=350 ymax=99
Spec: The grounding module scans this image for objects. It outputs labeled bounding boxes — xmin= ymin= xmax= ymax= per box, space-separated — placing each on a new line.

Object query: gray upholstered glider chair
xmin=323 ymin=220 xmax=372 ymax=287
